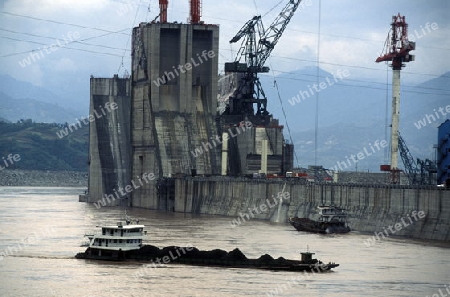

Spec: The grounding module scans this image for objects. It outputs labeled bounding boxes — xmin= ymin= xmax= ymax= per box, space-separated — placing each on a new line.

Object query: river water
xmin=0 ymin=187 xmax=449 ymax=297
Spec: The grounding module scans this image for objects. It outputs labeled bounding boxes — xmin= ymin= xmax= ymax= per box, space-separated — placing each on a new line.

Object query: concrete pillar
xmin=260 ymin=139 xmax=268 ymax=174
xmin=391 ymin=69 xmax=400 ymax=169
xmin=221 ymin=133 xmax=228 ymax=176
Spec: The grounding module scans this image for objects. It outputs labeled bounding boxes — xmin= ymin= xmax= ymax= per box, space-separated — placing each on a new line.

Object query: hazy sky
xmin=0 ymin=0 xmax=449 ymax=90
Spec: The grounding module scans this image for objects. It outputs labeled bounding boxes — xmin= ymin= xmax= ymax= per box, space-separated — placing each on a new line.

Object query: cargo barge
xmin=75 ymin=220 xmax=339 ymax=272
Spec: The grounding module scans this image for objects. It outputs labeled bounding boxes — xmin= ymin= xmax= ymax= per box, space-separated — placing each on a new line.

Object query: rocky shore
xmin=0 ymin=169 xmax=87 ymax=187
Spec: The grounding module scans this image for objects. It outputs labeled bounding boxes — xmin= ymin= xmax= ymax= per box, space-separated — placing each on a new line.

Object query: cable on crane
xmin=314 ymin=0 xmax=321 ymax=167
xmin=117 ymin=0 xmax=141 ymax=76
xmin=262 ymin=0 xmax=285 ymax=18
xmin=271 ymin=72 xmax=299 ymax=167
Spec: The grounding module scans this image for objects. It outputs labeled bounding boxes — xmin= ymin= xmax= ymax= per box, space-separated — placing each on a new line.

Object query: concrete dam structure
xmin=83 ymin=19 xmax=449 ymax=242
xmin=166 ymin=177 xmax=450 ymax=241
xmin=85 ymin=20 xmax=293 ymax=208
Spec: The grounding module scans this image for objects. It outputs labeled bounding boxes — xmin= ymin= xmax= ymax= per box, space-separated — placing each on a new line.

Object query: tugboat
xmin=289 ymin=205 xmax=351 ymax=234
xmin=81 ymin=217 xmax=146 ymax=260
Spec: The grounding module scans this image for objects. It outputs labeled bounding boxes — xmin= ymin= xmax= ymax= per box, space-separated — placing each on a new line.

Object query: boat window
xmin=119 ymin=240 xmax=122 ymax=243
xmin=114 ymin=239 xmax=117 ymax=243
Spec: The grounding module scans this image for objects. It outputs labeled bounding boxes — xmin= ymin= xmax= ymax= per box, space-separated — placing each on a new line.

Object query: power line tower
xmin=376 ymin=13 xmax=415 ymax=184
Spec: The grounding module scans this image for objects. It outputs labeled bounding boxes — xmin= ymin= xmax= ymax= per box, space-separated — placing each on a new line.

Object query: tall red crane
xmin=376 ymin=13 xmax=415 ymax=184
xmin=159 ymin=0 xmax=168 ymax=23
xmin=189 ymin=0 xmax=201 ymax=24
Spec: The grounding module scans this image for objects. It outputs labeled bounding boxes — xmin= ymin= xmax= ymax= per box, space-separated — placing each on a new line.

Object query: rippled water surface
xmin=0 ymin=187 xmax=449 ymax=297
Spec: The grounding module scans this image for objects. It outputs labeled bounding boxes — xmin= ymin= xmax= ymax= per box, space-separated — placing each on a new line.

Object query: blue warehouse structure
xmin=438 ymin=119 xmax=450 ymax=186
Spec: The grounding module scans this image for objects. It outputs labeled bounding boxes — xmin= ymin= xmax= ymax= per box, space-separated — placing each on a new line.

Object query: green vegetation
xmin=0 ymin=119 xmax=88 ymax=171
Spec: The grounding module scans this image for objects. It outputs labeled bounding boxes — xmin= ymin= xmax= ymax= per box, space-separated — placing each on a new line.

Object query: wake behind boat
xmin=289 ymin=205 xmax=351 ymax=234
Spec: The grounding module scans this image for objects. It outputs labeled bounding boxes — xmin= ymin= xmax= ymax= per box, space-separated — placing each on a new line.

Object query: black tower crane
xmin=398 ymin=132 xmax=437 ymax=185
xmin=223 ymin=0 xmax=302 ymax=125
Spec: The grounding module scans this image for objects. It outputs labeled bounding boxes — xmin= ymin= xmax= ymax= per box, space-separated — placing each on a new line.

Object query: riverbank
xmin=0 ymin=169 xmax=87 ymax=187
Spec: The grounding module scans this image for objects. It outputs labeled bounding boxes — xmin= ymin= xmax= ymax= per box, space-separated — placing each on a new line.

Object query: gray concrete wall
xmin=171 ymin=177 xmax=450 ymax=241
xmin=130 ymin=23 xmax=220 ymax=209
xmin=88 ymin=76 xmax=131 ymax=205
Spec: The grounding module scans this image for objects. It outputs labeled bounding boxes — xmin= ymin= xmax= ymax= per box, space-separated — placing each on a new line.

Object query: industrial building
xmin=85 ymin=1 xmax=294 ymax=208
xmin=79 ymin=2 xmax=450 ymax=242
xmin=438 ymin=120 xmax=450 ymax=186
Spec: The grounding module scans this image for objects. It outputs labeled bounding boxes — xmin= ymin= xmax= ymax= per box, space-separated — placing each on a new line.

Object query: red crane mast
xmin=376 ymin=13 xmax=415 ymax=184
xmin=159 ymin=0 xmax=168 ymax=23
xmin=376 ymin=13 xmax=415 ymax=69
xmin=189 ymin=0 xmax=201 ymax=24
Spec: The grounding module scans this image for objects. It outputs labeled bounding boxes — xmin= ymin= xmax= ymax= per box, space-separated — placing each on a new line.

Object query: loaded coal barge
xmin=75 ymin=220 xmax=339 ymax=272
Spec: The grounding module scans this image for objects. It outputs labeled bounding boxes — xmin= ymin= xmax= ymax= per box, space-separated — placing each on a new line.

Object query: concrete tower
xmin=87 ymin=75 xmax=131 ymax=205
xmin=130 ymin=22 xmax=220 ymax=208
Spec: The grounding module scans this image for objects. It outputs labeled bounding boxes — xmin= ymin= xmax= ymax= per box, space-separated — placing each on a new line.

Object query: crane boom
xmin=398 ymin=132 xmax=419 ymax=184
xmin=224 ymin=0 xmax=302 ymax=121
xmin=257 ymin=0 xmax=302 ymax=67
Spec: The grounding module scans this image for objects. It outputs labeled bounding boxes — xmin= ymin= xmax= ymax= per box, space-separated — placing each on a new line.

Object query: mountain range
xmin=0 ymin=74 xmax=86 ymax=123
xmin=1 ymin=68 xmax=449 ymax=172
xmin=260 ymin=67 xmax=450 ymax=171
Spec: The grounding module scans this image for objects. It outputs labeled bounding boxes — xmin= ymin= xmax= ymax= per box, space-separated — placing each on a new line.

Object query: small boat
xmin=81 ymin=218 xmax=147 ymax=260
xmin=289 ymin=205 xmax=351 ymax=234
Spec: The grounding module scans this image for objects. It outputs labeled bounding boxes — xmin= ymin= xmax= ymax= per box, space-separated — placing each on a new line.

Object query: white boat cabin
xmin=88 ymin=221 xmax=146 ymax=251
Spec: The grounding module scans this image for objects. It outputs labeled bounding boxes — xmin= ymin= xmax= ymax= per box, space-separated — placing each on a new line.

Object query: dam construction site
xmin=81 ymin=0 xmax=450 ymax=242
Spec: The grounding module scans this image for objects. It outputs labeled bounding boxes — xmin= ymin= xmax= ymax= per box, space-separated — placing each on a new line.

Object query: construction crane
xmin=398 ymin=132 xmax=437 ymax=185
xmin=224 ymin=0 xmax=302 ymax=124
xmin=159 ymin=0 xmax=168 ymax=23
xmin=189 ymin=0 xmax=201 ymax=24
xmin=376 ymin=13 xmax=415 ymax=184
